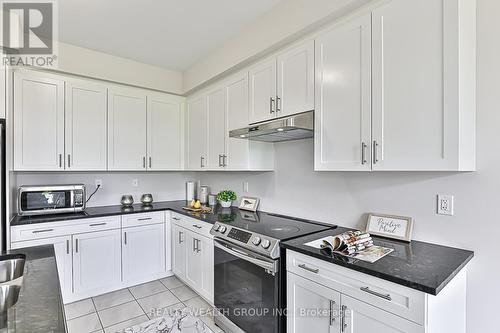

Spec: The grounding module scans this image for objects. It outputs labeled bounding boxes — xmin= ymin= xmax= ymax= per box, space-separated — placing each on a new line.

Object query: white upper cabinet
xmin=65 ymin=80 xmax=108 ymax=171
xmin=249 ymin=58 xmax=277 ymax=124
xmin=108 ymin=86 xmax=147 ymax=170
xmin=187 ymin=95 xmax=208 ymax=170
xmin=371 ymin=0 xmax=476 ymax=171
xmin=147 ymin=94 xmax=184 ymax=170
xmin=14 ymin=71 xmax=65 ymax=171
xmin=315 ymin=14 xmax=372 ymax=171
xmin=207 ymin=87 xmax=226 ymax=170
xmin=277 ymin=40 xmax=315 ymax=117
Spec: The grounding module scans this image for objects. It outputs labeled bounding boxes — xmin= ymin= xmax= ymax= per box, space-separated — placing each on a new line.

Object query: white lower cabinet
xmin=172 ymin=223 xmax=187 ymax=279
xmin=72 ymin=229 xmax=122 ymax=299
xmin=122 ymin=223 xmax=166 ymax=284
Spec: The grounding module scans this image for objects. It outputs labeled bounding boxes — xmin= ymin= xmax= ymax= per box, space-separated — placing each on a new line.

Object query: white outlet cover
xmin=437 ymin=195 xmax=454 ymax=215
xmin=95 ymin=179 xmax=102 ymax=187
xmin=132 ymin=179 xmax=139 ymax=187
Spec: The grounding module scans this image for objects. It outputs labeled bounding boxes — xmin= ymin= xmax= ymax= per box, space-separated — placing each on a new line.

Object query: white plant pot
xmin=220 ymin=201 xmax=232 ymax=208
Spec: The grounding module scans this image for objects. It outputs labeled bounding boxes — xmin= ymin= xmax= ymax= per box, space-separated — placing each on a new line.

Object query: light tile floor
xmin=64 ymin=276 xmax=224 ymax=333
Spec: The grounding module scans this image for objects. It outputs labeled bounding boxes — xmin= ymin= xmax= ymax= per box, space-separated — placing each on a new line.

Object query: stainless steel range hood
xmin=229 ymin=111 xmax=314 ymax=142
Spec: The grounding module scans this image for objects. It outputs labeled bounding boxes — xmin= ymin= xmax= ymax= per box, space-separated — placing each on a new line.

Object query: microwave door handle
xmin=214 ymin=239 xmax=278 ymax=273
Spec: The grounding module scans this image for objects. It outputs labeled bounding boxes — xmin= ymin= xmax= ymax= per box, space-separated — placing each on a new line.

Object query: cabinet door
xmin=172 ymin=224 xmax=186 ymax=279
xmin=287 ymin=272 xmax=341 ymax=333
xmin=372 ymin=0 xmax=459 ymax=170
xmin=11 ymin=236 xmax=73 ymax=304
xmin=122 ymin=224 xmax=166 ymax=283
xmin=199 ymin=235 xmax=214 ymax=303
xmin=147 ymin=94 xmax=184 ymax=170
xmin=249 ymin=58 xmax=277 ymax=124
xmin=277 ymin=40 xmax=315 ymax=117
xmin=187 ymin=95 xmax=208 ymax=170
xmin=341 ymin=295 xmax=423 ymax=333
xmin=185 ymin=231 xmax=203 ymax=290
xmin=165 ymin=213 xmax=172 ymax=272
xmin=65 ymin=80 xmax=107 ymax=171
xmin=207 ymin=87 xmax=226 ymax=169
xmin=14 ymin=72 xmax=64 ymax=171
xmin=72 ymin=229 xmax=122 ymax=298
xmin=225 ymin=73 xmax=250 ymax=170
xmin=108 ymin=87 xmax=147 ymax=170
xmin=314 ymin=14 xmax=372 ymax=171
xmin=0 ymin=65 xmax=5 ymax=119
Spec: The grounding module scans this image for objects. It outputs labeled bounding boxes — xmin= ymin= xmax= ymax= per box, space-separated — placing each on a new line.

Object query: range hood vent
xmin=229 ymin=111 xmax=314 ymax=143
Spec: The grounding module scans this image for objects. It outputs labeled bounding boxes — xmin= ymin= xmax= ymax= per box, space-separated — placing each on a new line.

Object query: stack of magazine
xmin=306 ymin=230 xmax=394 ymax=263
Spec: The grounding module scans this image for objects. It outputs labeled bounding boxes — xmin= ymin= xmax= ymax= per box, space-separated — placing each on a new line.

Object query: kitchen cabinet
xmin=287 ymin=269 xmax=341 ymax=333
xmin=249 ymin=39 xmax=314 ymax=124
xmin=207 ymin=87 xmax=226 ymax=169
xmin=147 ymin=93 xmax=185 ymax=170
xmin=172 ymin=223 xmax=187 ymax=279
xmin=316 ymin=0 xmax=476 ymax=171
xmin=11 ymin=236 xmax=73 ymax=304
xmin=122 ymin=223 xmax=166 ymax=284
xmin=185 ymin=232 xmax=203 ymax=290
xmin=107 ymin=86 xmax=147 ymax=170
xmin=72 ymin=229 xmax=122 ymax=299
xmin=13 ymin=71 xmax=65 ymax=171
xmin=186 ymin=95 xmax=208 ymax=169
xmin=0 ymin=65 xmax=5 ymax=119
xmin=65 ymin=79 xmax=108 ymax=170
xmin=314 ymin=14 xmax=372 ymax=171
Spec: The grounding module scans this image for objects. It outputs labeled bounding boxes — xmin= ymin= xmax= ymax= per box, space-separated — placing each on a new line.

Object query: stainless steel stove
xmin=210 ymin=211 xmax=334 ymax=333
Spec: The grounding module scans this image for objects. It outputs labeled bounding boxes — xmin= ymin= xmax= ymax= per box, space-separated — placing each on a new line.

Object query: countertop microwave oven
xmin=18 ymin=184 xmax=86 ymax=216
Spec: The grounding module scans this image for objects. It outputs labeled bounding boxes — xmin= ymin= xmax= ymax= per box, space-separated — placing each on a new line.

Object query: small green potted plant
xmin=217 ymin=190 xmax=237 ymax=208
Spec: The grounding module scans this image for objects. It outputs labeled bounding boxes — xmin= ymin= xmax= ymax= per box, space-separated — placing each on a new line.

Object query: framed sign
xmin=239 ymin=197 xmax=260 ymax=212
xmin=365 ymin=213 xmax=413 ymax=242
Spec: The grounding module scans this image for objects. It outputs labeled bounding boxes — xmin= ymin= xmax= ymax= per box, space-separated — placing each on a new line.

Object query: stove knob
xmin=219 ymin=225 xmax=227 ymax=233
xmin=252 ymin=237 xmax=261 ymax=246
xmin=261 ymin=239 xmax=271 ymax=249
xmin=213 ymin=224 xmax=220 ymax=231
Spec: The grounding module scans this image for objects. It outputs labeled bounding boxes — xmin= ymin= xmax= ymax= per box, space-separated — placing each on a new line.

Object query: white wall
xmin=14 ymin=172 xmax=198 ymax=207
xmin=197 ymin=2 xmax=500 ymax=332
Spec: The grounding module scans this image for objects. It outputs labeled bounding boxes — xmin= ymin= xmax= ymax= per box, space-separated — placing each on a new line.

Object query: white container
xmin=186 ymin=181 xmax=195 ymax=201
xmin=200 ymin=186 xmax=209 ymax=204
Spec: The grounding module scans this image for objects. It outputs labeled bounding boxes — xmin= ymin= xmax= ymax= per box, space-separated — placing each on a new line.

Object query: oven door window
xmin=21 ymin=191 xmax=70 ymax=211
xmin=214 ymin=243 xmax=279 ymax=333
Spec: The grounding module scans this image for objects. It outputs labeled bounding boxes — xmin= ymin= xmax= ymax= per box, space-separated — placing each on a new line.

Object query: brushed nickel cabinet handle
xmin=361 ymin=142 xmax=368 ymax=165
xmin=329 ymin=300 xmax=336 ymax=326
xmin=192 ymin=224 xmax=202 ymax=229
xmin=223 ymin=155 xmax=227 ymax=167
xmin=67 ymin=154 xmax=71 ymax=168
xmin=276 ymin=96 xmax=281 ymax=112
xmin=341 ymin=305 xmax=347 ymax=332
xmin=196 ymin=239 xmax=201 ymax=253
xmin=32 ymin=229 xmax=54 ymax=234
xmin=298 ymin=263 xmax=319 ymax=274
xmin=59 ymin=154 xmax=62 ymax=168
xmin=218 ymin=154 xmax=222 ymax=167
xmin=137 ymin=217 xmax=152 ymax=221
xmin=89 ymin=223 xmax=106 ymax=227
xmin=75 ymin=239 xmax=79 ymax=253
xmin=193 ymin=238 xmax=197 ymax=252
xmin=66 ymin=240 xmax=70 ymax=255
xmin=178 ymin=231 xmax=183 ymax=244
xmin=200 ymin=156 xmax=205 ymax=168
xmin=124 ymin=232 xmax=127 ymax=245
xmin=360 ymin=286 xmax=392 ymax=301
xmin=149 ymin=157 xmax=152 ymax=168
xmin=373 ymin=140 xmax=379 ymax=164
xmin=270 ymin=97 xmax=275 ymax=114
xmin=172 ymin=217 xmax=180 ymax=221
xmin=143 ymin=156 xmax=146 ymax=168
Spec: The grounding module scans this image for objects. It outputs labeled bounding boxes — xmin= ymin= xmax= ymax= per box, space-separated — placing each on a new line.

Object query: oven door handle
xmin=214 ymin=239 xmax=279 ymax=274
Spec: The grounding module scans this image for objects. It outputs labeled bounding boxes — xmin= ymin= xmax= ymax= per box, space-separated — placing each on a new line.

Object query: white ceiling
xmin=58 ymin=0 xmax=282 ymax=71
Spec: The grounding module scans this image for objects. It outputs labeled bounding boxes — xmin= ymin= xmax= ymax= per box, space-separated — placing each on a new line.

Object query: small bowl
xmin=121 ymin=195 xmax=134 ymax=206
xmin=141 ymin=194 xmax=153 ymax=205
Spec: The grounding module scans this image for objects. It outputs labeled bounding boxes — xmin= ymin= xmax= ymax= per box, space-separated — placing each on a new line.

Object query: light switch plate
xmin=132 ymin=179 xmax=139 ymax=187
xmin=437 ymin=195 xmax=454 ymax=215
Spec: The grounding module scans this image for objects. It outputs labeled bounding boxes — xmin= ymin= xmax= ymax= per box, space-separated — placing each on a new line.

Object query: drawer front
xmin=11 ymin=216 xmax=121 ymax=242
xmin=121 ymin=211 xmax=165 ymax=228
xmin=287 ymin=250 xmax=425 ymax=325
xmin=171 ymin=212 xmax=213 ymax=238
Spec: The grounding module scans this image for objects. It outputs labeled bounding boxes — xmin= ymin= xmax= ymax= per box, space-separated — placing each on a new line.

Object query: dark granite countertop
xmin=281 ymin=227 xmax=474 ymax=295
xmin=1 ymin=245 xmax=65 ymax=332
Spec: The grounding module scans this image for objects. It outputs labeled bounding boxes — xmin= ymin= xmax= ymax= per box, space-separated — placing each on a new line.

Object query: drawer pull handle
xmin=360 ymin=286 xmax=392 ymax=301
xmin=32 ymin=229 xmax=54 ymax=234
xmin=89 ymin=223 xmax=106 ymax=227
xmin=138 ymin=217 xmax=152 ymax=221
xmin=172 ymin=217 xmax=180 ymax=221
xmin=298 ymin=264 xmax=319 ymax=274
xmin=192 ymin=224 xmax=202 ymax=229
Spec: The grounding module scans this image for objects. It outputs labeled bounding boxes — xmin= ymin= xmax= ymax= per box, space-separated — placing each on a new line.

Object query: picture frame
xmin=238 ymin=197 xmax=260 ymax=212
xmin=365 ymin=213 xmax=413 ymax=242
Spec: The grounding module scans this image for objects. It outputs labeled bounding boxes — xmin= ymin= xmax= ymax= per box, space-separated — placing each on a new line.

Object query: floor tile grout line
xmin=90 ymin=297 xmax=105 ymax=331
xmin=101 ymin=313 xmax=147 ymax=330
xmin=93 ymin=289 xmax=135 ymax=312
xmin=127 ymin=286 xmax=148 ymax=317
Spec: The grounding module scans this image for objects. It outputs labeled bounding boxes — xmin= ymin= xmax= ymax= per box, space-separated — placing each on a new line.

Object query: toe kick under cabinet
xmin=286 ymin=251 xmax=467 ymax=333
xmin=10 ymin=211 xmax=172 ymax=304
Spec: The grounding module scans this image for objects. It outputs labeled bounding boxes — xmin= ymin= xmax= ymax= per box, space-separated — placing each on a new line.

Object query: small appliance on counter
xmin=18 ymin=184 xmax=86 ymax=216
xmin=186 ymin=181 xmax=195 ymax=201
xmin=199 ymin=186 xmax=209 ymax=205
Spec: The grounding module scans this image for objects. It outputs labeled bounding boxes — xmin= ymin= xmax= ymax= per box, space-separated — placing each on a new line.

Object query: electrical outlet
xmin=243 ymin=181 xmax=249 ymax=193
xmin=132 ymin=179 xmax=139 ymax=187
xmin=437 ymin=195 xmax=454 ymax=215
xmin=95 ymin=179 xmax=102 ymax=188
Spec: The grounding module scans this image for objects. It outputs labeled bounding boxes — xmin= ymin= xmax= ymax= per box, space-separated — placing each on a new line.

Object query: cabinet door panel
xmin=65 ymin=80 xmax=107 ymax=170
xmin=314 ymin=14 xmax=372 ymax=171
xmin=207 ymin=88 xmax=226 ymax=169
xmin=147 ymin=94 xmax=184 ymax=170
xmin=372 ymin=0 xmax=458 ymax=170
xmin=287 ymin=272 xmax=341 ymax=333
xmin=277 ymin=40 xmax=315 ymax=117
xmin=342 ymin=295 xmax=423 ymax=333
xmin=108 ymin=87 xmax=147 ymax=170
xmin=14 ymin=72 xmax=64 ymax=171
xmin=72 ymin=230 xmax=122 ymax=297
xmin=185 ymin=232 xmax=202 ymax=289
xmin=122 ymin=224 xmax=165 ymax=283
xmin=199 ymin=236 xmax=214 ymax=303
xmin=249 ymin=58 xmax=277 ymax=124
xmin=172 ymin=224 xmax=186 ymax=278
xmin=187 ymin=96 xmax=208 ymax=170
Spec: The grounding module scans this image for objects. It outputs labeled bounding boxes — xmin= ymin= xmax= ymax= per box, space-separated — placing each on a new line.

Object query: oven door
xmin=214 ymin=238 xmax=280 ymax=333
